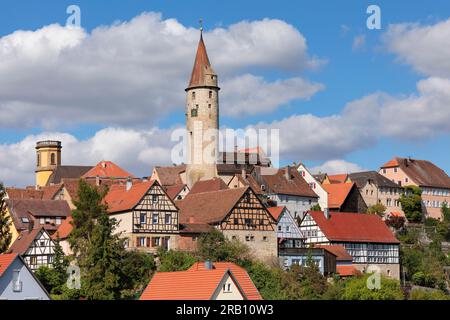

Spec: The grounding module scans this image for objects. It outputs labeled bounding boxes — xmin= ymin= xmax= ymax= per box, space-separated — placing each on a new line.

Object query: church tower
xmin=35 ymin=140 xmax=62 ymax=187
xmin=185 ymin=27 xmax=219 ymax=188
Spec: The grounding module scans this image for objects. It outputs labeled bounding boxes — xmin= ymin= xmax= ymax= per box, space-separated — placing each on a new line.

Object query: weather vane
xmin=199 ymin=18 xmax=203 ymax=33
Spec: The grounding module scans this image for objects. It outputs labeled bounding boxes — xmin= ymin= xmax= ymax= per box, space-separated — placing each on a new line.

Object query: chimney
xmin=324 ymin=208 xmax=330 ymax=219
xmin=205 ymin=260 xmax=213 ymax=270
xmin=126 ymin=177 xmax=132 ymax=191
xmin=285 ymin=166 xmax=291 ymax=180
xmin=95 ymin=175 xmax=100 ymax=186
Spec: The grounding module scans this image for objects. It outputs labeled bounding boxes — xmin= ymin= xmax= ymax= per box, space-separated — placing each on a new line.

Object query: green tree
xmin=158 ymin=249 xmax=198 ymax=272
xmin=0 ymin=182 xmax=12 ymax=253
xmin=289 ymin=261 xmax=328 ymax=299
xmin=53 ymin=236 xmax=69 ymax=284
xmin=310 ymin=204 xmax=321 ymax=211
xmin=399 ymin=186 xmax=423 ymax=222
xmin=69 ymin=179 xmax=108 ymax=263
xmin=341 ymin=273 xmax=404 ymax=300
xmin=82 ymin=212 xmax=124 ymax=300
xmin=35 ymin=266 xmax=64 ymax=294
xmin=409 ymin=288 xmax=449 ymax=300
xmin=367 ymin=203 xmax=387 ymax=217
xmin=441 ymin=202 xmax=450 ymax=222
xmin=119 ymin=250 xmax=155 ymax=299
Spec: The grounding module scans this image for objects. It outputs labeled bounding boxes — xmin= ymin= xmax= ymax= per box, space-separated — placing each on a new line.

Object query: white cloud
xmin=352 ymin=35 xmax=366 ymax=51
xmin=0 ymin=13 xmax=323 ymax=129
xmin=383 ymin=18 xmax=450 ymax=77
xmin=0 ymin=127 xmax=180 ymax=187
xmin=310 ymin=160 xmax=364 ymax=175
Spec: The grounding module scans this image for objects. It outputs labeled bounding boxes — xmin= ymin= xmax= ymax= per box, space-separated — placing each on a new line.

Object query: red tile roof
xmin=6 ymin=187 xmax=43 ymax=200
xmin=267 ymin=206 xmax=285 ymax=221
xmin=140 ymin=262 xmax=261 ymax=300
xmin=0 ymin=254 xmax=17 ymax=277
xmin=52 ymin=216 xmax=73 ymax=240
xmin=189 ymin=178 xmax=229 ymax=195
xmin=165 ymin=183 xmax=187 ymax=200
xmin=314 ymin=245 xmax=352 ymax=261
xmin=336 ymin=265 xmax=358 ymax=277
xmin=327 ymin=174 xmax=350 ymax=184
xmin=104 ymin=180 xmax=156 ymax=214
xmin=322 ymin=182 xmax=355 ymax=209
xmin=41 ymin=184 xmax=63 ymax=200
xmin=9 ymin=227 xmax=47 ymax=255
xmin=82 ymin=161 xmax=134 ymax=179
xmin=176 ymin=187 xmax=248 ymax=224
xmin=188 ymin=34 xmax=216 ymax=89
xmin=188 ymin=262 xmax=262 ymax=300
xmin=307 ymin=211 xmax=399 ymax=244
xmin=381 ymin=158 xmax=400 ymax=168
xmin=153 ymin=165 xmax=186 ymax=186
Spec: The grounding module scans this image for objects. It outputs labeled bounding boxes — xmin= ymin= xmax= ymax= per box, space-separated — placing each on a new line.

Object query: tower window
xmin=192 ymin=91 xmax=196 ymax=100
xmin=51 ymin=153 xmax=56 ymax=165
xmin=191 ymin=108 xmax=198 ymax=117
xmin=209 ymin=91 xmax=212 ymax=99
xmin=208 ymin=104 xmax=211 ymax=108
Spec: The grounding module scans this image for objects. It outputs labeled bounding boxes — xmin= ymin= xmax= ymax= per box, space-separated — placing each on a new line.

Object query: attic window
xmin=21 ymin=217 xmax=29 ymax=223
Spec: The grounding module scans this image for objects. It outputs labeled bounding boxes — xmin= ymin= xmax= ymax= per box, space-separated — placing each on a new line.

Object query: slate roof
xmin=47 ymin=166 xmax=93 ymax=185
xmin=349 ymin=171 xmax=404 ymax=189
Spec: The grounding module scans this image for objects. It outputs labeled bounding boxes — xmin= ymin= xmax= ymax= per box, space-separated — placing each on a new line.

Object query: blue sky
xmin=0 ymin=0 xmax=449 ymax=186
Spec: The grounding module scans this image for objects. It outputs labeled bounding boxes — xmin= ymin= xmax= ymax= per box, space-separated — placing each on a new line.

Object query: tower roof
xmin=187 ymin=33 xmax=217 ymax=89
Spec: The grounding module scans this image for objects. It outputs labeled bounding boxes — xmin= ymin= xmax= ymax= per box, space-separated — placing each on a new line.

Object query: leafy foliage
xmin=340 ymin=273 xmax=404 ymax=300
xmin=0 ymin=182 xmax=12 ymax=253
xmin=385 ymin=214 xmax=406 ymax=230
xmin=367 ymin=203 xmax=387 ymax=217
xmin=310 ymin=204 xmax=321 ymax=211
xmin=442 ymin=202 xmax=450 ymax=222
xmin=409 ymin=288 xmax=449 ymax=300
xmin=399 ymin=186 xmax=423 ymax=222
xmin=158 ymin=249 xmax=198 ymax=272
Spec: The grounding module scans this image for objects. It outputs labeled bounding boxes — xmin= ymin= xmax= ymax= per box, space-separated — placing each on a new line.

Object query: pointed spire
xmin=186 ymin=22 xmax=218 ymax=90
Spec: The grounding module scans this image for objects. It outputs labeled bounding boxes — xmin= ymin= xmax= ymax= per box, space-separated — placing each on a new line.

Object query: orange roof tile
xmin=0 ymin=254 xmax=18 ymax=277
xmin=52 ymin=216 xmax=73 ymax=240
xmin=267 ymin=206 xmax=285 ymax=221
xmin=6 ymin=187 xmax=43 ymax=200
xmin=82 ymin=161 xmax=134 ymax=179
xmin=322 ymin=182 xmax=355 ymax=209
xmin=165 ymin=183 xmax=187 ymax=200
xmin=104 ymin=180 xmax=156 ymax=214
xmin=188 ymin=262 xmax=262 ymax=300
xmin=189 ymin=178 xmax=229 ymax=195
xmin=336 ymin=265 xmax=358 ymax=276
xmin=307 ymin=211 xmax=399 ymax=244
xmin=327 ymin=174 xmax=350 ymax=184
xmin=380 ymin=158 xmax=400 ymax=168
xmin=314 ymin=245 xmax=352 ymax=261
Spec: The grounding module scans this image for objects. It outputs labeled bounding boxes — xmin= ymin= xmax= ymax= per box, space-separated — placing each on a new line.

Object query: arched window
xmin=51 ymin=153 xmax=56 ymax=165
xmin=37 ymin=153 xmax=40 ymax=167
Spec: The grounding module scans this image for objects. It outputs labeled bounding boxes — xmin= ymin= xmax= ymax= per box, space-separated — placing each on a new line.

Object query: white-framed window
xmin=152 ymin=214 xmax=159 ymax=224
xmin=140 ymin=212 xmax=147 ymax=224
xmin=152 ymin=194 xmax=159 ymax=204
xmin=13 ymin=270 xmax=22 ymax=292
xmin=165 ymin=214 xmax=172 ymax=224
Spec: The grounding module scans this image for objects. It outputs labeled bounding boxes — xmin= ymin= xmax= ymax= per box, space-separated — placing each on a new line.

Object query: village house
xmin=8 ymin=227 xmax=56 ymax=271
xmin=299 ymin=211 xmax=400 ymax=279
xmin=51 ymin=216 xmax=73 ymax=256
xmin=268 ymin=206 xmax=304 ymax=250
xmin=140 ymin=261 xmax=262 ymax=300
xmin=278 ymin=246 xmax=337 ymax=276
xmin=380 ymin=157 xmax=450 ymax=219
xmin=314 ymin=244 xmax=357 ymax=277
xmin=322 ymin=182 xmax=368 ymax=213
xmin=349 ymin=171 xmax=404 ymax=216
xmin=297 ymin=163 xmax=328 ymax=210
xmin=4 ymin=198 xmax=71 ymax=245
xmin=176 ymin=186 xmax=278 ymax=263
xmin=104 ymin=179 xmax=180 ymax=253
xmin=0 ymin=254 xmax=50 ymax=300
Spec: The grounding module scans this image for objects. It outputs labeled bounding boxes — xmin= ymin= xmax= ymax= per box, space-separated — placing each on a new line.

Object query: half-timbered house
xmin=267 ymin=206 xmax=305 ymax=250
xmin=299 ymin=211 xmax=400 ymax=279
xmin=104 ymin=180 xmax=179 ymax=254
xmin=176 ymin=186 xmax=277 ymax=263
xmin=8 ymin=227 xmax=56 ymax=271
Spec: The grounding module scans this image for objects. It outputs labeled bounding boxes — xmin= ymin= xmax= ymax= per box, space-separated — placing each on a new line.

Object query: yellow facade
xmin=5 ymin=207 xmax=20 ymax=248
xmin=35 ymin=141 xmax=62 ymax=187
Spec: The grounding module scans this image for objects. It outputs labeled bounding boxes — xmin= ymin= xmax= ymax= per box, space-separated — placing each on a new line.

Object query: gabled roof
xmin=322 ymin=182 xmax=355 ymax=209
xmin=153 ymin=165 xmax=186 ymax=186
xmin=306 ymin=211 xmax=399 ymax=244
xmin=381 ymin=158 xmax=400 ymax=168
xmin=0 ymin=253 xmax=17 ymax=277
xmin=189 ymin=178 xmax=229 ymax=195
xmin=82 ymin=161 xmax=134 ymax=179
xmin=140 ymin=268 xmax=240 ymax=300
xmin=176 ymin=187 xmax=248 ymax=224
xmin=255 ymin=166 xmax=318 ymax=198
xmin=104 ymin=180 xmax=157 ymax=214
xmin=5 ymin=187 xmax=43 ymax=200
xmin=9 ymin=227 xmax=50 ymax=255
xmin=381 ymin=157 xmax=450 ymax=189
xmin=267 ymin=206 xmax=285 ymax=221
xmin=47 ymin=166 xmax=93 ymax=185
xmin=231 ymin=173 xmax=264 ymax=195
xmin=6 ymin=199 xmax=71 ymax=231
xmin=52 ymin=216 xmax=73 ymax=240
xmin=314 ymin=245 xmax=352 ymax=261
xmin=187 ymin=34 xmax=217 ymax=89
xmin=165 ymin=184 xmax=187 ymax=200
xmin=41 ymin=184 xmax=63 ymax=200
xmin=313 ymin=173 xmax=328 ymax=184
xmin=326 ymin=174 xmax=351 ymax=184
xmin=349 ymin=171 xmax=403 ymax=189
xmin=188 ymin=262 xmax=262 ymax=300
